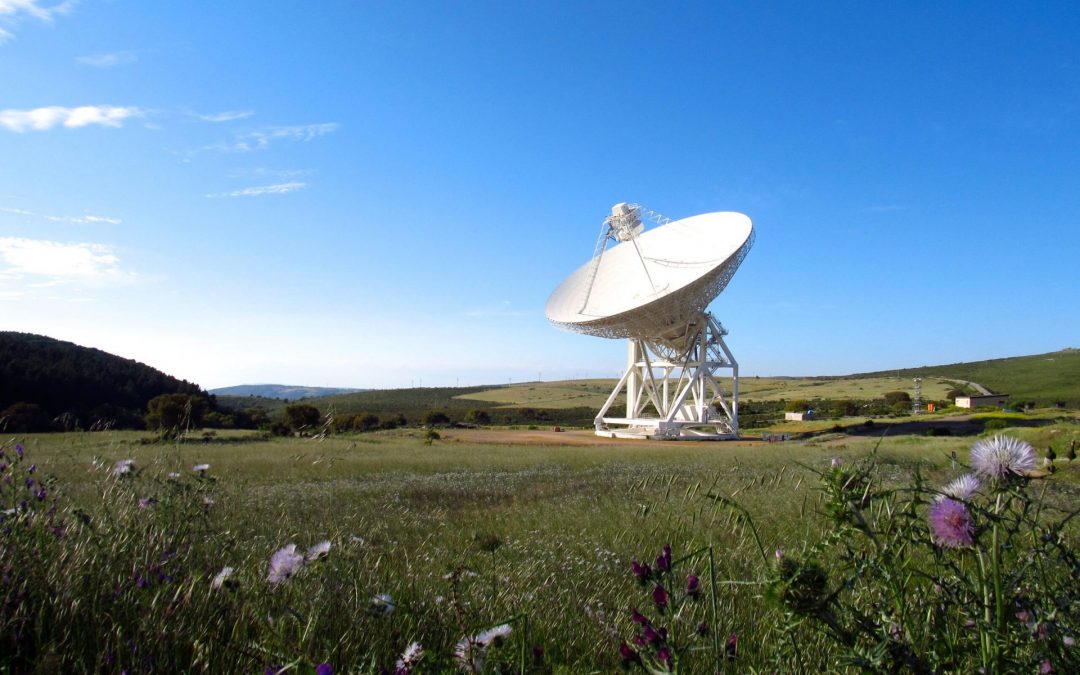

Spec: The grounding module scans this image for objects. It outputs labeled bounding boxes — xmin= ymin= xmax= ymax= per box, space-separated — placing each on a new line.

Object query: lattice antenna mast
xmin=913 ymin=377 xmax=923 ymax=415
xmin=579 ymin=203 xmax=667 ymax=313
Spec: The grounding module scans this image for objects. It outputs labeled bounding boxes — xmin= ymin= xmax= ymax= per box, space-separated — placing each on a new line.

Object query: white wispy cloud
xmin=226 ymin=167 xmax=309 ymax=179
xmin=207 ymin=182 xmax=307 ymax=198
xmin=209 ymin=123 xmax=339 ymax=152
xmin=0 ymin=0 xmax=75 ymax=43
xmin=0 ymin=105 xmax=142 ymax=132
xmin=192 ymin=110 xmax=254 ymax=123
xmin=0 ymin=206 xmax=121 ymax=224
xmin=75 ymin=50 xmax=136 ymax=67
xmin=0 ymin=237 xmax=123 ymax=281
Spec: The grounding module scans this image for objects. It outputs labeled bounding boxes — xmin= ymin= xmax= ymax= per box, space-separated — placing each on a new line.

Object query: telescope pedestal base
xmin=593 ymin=313 xmax=739 ymax=441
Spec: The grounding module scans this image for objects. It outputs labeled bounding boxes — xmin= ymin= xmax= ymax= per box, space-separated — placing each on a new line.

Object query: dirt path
xmin=441 ymin=428 xmax=768 ymax=447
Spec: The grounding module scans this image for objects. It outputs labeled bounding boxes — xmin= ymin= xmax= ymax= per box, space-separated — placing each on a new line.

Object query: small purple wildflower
xmin=630 ymin=608 xmax=649 ymax=625
xmin=618 ymin=642 xmax=641 ymax=667
xmin=775 ymin=548 xmax=783 ymax=559
xmin=643 ymin=624 xmax=664 ymax=646
xmin=315 ymin=663 xmax=332 ymax=675
xmin=686 ymin=574 xmax=700 ymax=597
xmin=27 ymin=463 xmax=35 ymax=474
xmin=725 ymin=633 xmax=738 ymax=661
xmin=631 ymin=559 xmax=651 ymax=584
xmin=652 ymin=584 xmax=669 ymax=609
xmin=16 ymin=444 xmax=24 ymax=459
xmin=136 ymin=576 xmax=150 ymax=589
xmin=34 ymin=487 xmax=46 ymax=501
xmin=656 ymin=646 xmax=672 ymax=667
xmin=696 ymin=621 xmax=708 ymax=637
xmin=138 ymin=497 xmax=156 ymax=509
xmin=1040 ymin=660 xmax=1053 ymax=674
xmin=929 ymin=498 xmax=975 ymax=548
xmin=25 ymin=477 xmax=34 ymax=488
xmin=830 ymin=457 xmax=839 ymax=468
xmin=971 ymin=435 xmax=1036 ymax=479
xmin=394 ymin=641 xmax=423 ymax=674
xmin=655 ymin=544 xmax=672 ymax=572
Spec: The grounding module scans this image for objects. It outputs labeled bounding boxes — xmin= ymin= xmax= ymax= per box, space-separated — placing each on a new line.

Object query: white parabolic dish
xmin=545 ymin=211 xmax=754 ymax=346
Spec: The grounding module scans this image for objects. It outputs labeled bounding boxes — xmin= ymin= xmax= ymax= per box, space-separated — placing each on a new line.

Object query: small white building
xmin=785 ymin=411 xmax=809 ymax=421
xmin=955 ymin=394 xmax=1009 ymax=409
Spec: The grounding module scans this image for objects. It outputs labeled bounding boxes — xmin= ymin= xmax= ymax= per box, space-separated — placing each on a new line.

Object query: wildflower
xmin=315 ymin=664 xmax=332 ymax=675
xmin=830 ymin=457 xmax=839 ymax=467
xmin=192 ymin=463 xmax=210 ymax=473
xmin=656 ymin=646 xmax=672 ymax=668
xmin=211 ymin=566 xmax=235 ymax=590
xmin=686 ymin=574 xmax=700 ymax=598
xmin=652 ymin=584 xmax=669 ymax=610
xmin=531 ymin=646 xmax=544 ymax=667
xmin=16 ymin=444 xmax=24 ymax=459
xmin=267 ymin=545 xmax=304 ymax=584
xmin=725 ymin=632 xmax=738 ymax=660
xmin=34 ymin=487 xmax=46 ymax=501
xmin=630 ymin=608 xmax=649 ymax=625
xmin=394 ymin=641 xmax=423 ymax=674
xmin=112 ymin=459 xmax=135 ymax=476
xmin=167 ymin=472 xmax=180 ymax=480
xmin=655 ymin=544 xmax=672 ymax=572
xmin=696 ymin=621 xmax=708 ymax=637
xmin=454 ymin=638 xmax=483 ymax=673
xmin=775 ymin=548 xmax=783 ymax=559
xmin=971 ymin=435 xmax=1036 ymax=479
xmin=1041 ymin=660 xmax=1053 ymax=673
xmin=938 ymin=473 xmax=980 ymax=501
xmin=306 ymin=540 xmax=331 ymax=561
xmin=618 ymin=642 xmax=641 ymax=667
xmin=1064 ymin=635 xmax=1075 ymax=647
xmin=202 ymin=496 xmax=214 ymax=506
xmin=138 ymin=497 xmax=156 ymax=509
xmin=642 ymin=624 xmax=667 ymax=646
xmin=631 ymin=559 xmax=651 ymax=584
xmin=27 ymin=463 xmax=36 ymax=474
xmin=25 ymin=477 xmax=34 ymax=488
xmin=475 ymin=624 xmax=512 ymax=647
xmin=136 ymin=576 xmax=150 ymax=589
xmin=929 ymin=498 xmax=975 ymax=548
xmin=371 ymin=593 xmax=395 ymax=615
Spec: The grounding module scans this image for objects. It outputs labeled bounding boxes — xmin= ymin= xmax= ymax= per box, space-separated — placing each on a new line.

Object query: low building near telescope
xmin=784 ymin=411 xmax=811 ymax=421
xmin=955 ymin=394 xmax=1009 ymax=409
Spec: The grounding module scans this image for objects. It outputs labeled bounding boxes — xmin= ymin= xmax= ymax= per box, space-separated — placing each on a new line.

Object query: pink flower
xmin=929 ymin=498 xmax=974 ymax=548
xmin=267 ymin=544 xmax=304 ymax=584
xmin=652 ymin=584 xmax=669 ymax=609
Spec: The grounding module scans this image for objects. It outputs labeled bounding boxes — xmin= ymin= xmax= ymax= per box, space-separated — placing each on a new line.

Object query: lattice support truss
xmin=594 ymin=312 xmax=739 ymax=440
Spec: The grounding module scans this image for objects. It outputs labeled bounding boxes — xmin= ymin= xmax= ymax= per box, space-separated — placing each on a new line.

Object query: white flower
xmin=211 ymin=566 xmax=234 ymax=590
xmin=112 ymin=459 xmax=134 ymax=476
xmin=167 ymin=471 xmax=181 ymax=480
xmin=267 ymin=544 xmax=304 ymax=584
xmin=938 ymin=473 xmax=980 ymax=501
xmin=454 ymin=638 xmax=483 ymax=673
xmin=192 ymin=463 xmax=210 ymax=473
xmin=306 ymin=540 xmax=331 ymax=561
xmin=371 ymin=593 xmax=395 ymax=615
xmin=475 ymin=624 xmax=512 ymax=647
xmin=395 ymin=641 xmax=424 ymax=672
xmin=971 ymin=435 xmax=1036 ymax=478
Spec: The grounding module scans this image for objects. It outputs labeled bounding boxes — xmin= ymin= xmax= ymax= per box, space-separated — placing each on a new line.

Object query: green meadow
xmin=6 ymin=415 xmax=1080 ymax=672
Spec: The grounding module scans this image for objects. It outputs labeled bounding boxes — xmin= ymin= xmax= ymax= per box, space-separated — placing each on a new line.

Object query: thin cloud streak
xmin=192 ymin=109 xmax=254 ymax=123
xmin=0 ymin=206 xmax=122 ymax=224
xmin=208 ymin=123 xmax=339 ymax=152
xmin=0 ymin=105 xmax=142 ymax=132
xmin=207 ymin=182 xmax=307 ymax=198
xmin=75 ymin=50 xmax=136 ymax=67
xmin=0 ymin=0 xmax=76 ymax=43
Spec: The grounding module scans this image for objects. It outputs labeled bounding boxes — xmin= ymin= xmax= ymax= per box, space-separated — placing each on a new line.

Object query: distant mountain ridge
xmin=209 ymin=384 xmax=365 ymax=400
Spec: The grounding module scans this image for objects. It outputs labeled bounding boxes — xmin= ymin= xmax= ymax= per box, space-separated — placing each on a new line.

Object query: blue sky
xmin=1 ymin=1 xmax=1078 ymax=389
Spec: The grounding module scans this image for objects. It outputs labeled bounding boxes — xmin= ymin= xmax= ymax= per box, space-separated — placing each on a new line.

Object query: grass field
xmin=6 ymin=417 xmax=1080 ymax=672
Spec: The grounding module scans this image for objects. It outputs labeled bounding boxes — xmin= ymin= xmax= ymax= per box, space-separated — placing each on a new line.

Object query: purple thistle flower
xmin=655 ymin=544 xmax=672 ymax=572
xmin=630 ymin=608 xmax=649 ymax=625
xmin=686 ymin=574 xmax=700 ymax=597
xmin=929 ymin=498 xmax=975 ymax=548
xmin=938 ymin=473 xmax=980 ymax=502
xmin=652 ymin=584 xmax=669 ymax=609
xmin=618 ymin=642 xmax=641 ymax=666
xmin=643 ymin=624 xmax=663 ymax=646
xmin=631 ymin=559 xmax=651 ymax=584
xmin=315 ymin=663 xmax=332 ymax=675
xmin=138 ymin=497 xmax=156 ymax=509
xmin=267 ymin=544 xmax=304 ymax=584
xmin=971 ymin=435 xmax=1036 ymax=479
xmin=656 ymin=646 xmax=672 ymax=667
xmin=725 ymin=633 xmax=738 ymax=660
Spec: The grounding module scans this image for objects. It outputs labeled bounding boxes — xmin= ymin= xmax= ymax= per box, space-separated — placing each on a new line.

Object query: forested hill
xmin=0 ymin=332 xmax=205 ymax=429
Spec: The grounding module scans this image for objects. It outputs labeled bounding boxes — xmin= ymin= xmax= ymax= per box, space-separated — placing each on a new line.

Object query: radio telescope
xmin=546 ymin=203 xmax=754 ymax=439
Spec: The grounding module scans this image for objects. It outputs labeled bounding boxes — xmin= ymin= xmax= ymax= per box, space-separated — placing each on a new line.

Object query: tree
xmin=145 ymin=394 xmax=208 ymax=434
xmin=355 ymin=413 xmax=380 ymax=431
xmin=883 ymin=391 xmax=912 ymax=406
xmin=464 ymin=409 xmax=492 ymax=425
xmin=284 ymin=404 xmax=321 ymax=433
xmin=424 ymin=410 xmax=450 ymax=426
xmin=0 ymin=402 xmax=51 ymax=432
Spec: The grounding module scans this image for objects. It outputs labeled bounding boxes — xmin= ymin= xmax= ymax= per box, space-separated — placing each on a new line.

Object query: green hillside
xmin=856 ymin=349 xmax=1080 ymax=406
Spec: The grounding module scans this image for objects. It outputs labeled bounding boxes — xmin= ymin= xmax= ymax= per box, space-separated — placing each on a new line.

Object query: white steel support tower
xmin=594 ymin=312 xmax=739 ymax=439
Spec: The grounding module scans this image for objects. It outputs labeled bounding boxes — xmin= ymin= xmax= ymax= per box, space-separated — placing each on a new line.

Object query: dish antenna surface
xmin=546 ymin=203 xmax=754 ymax=439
